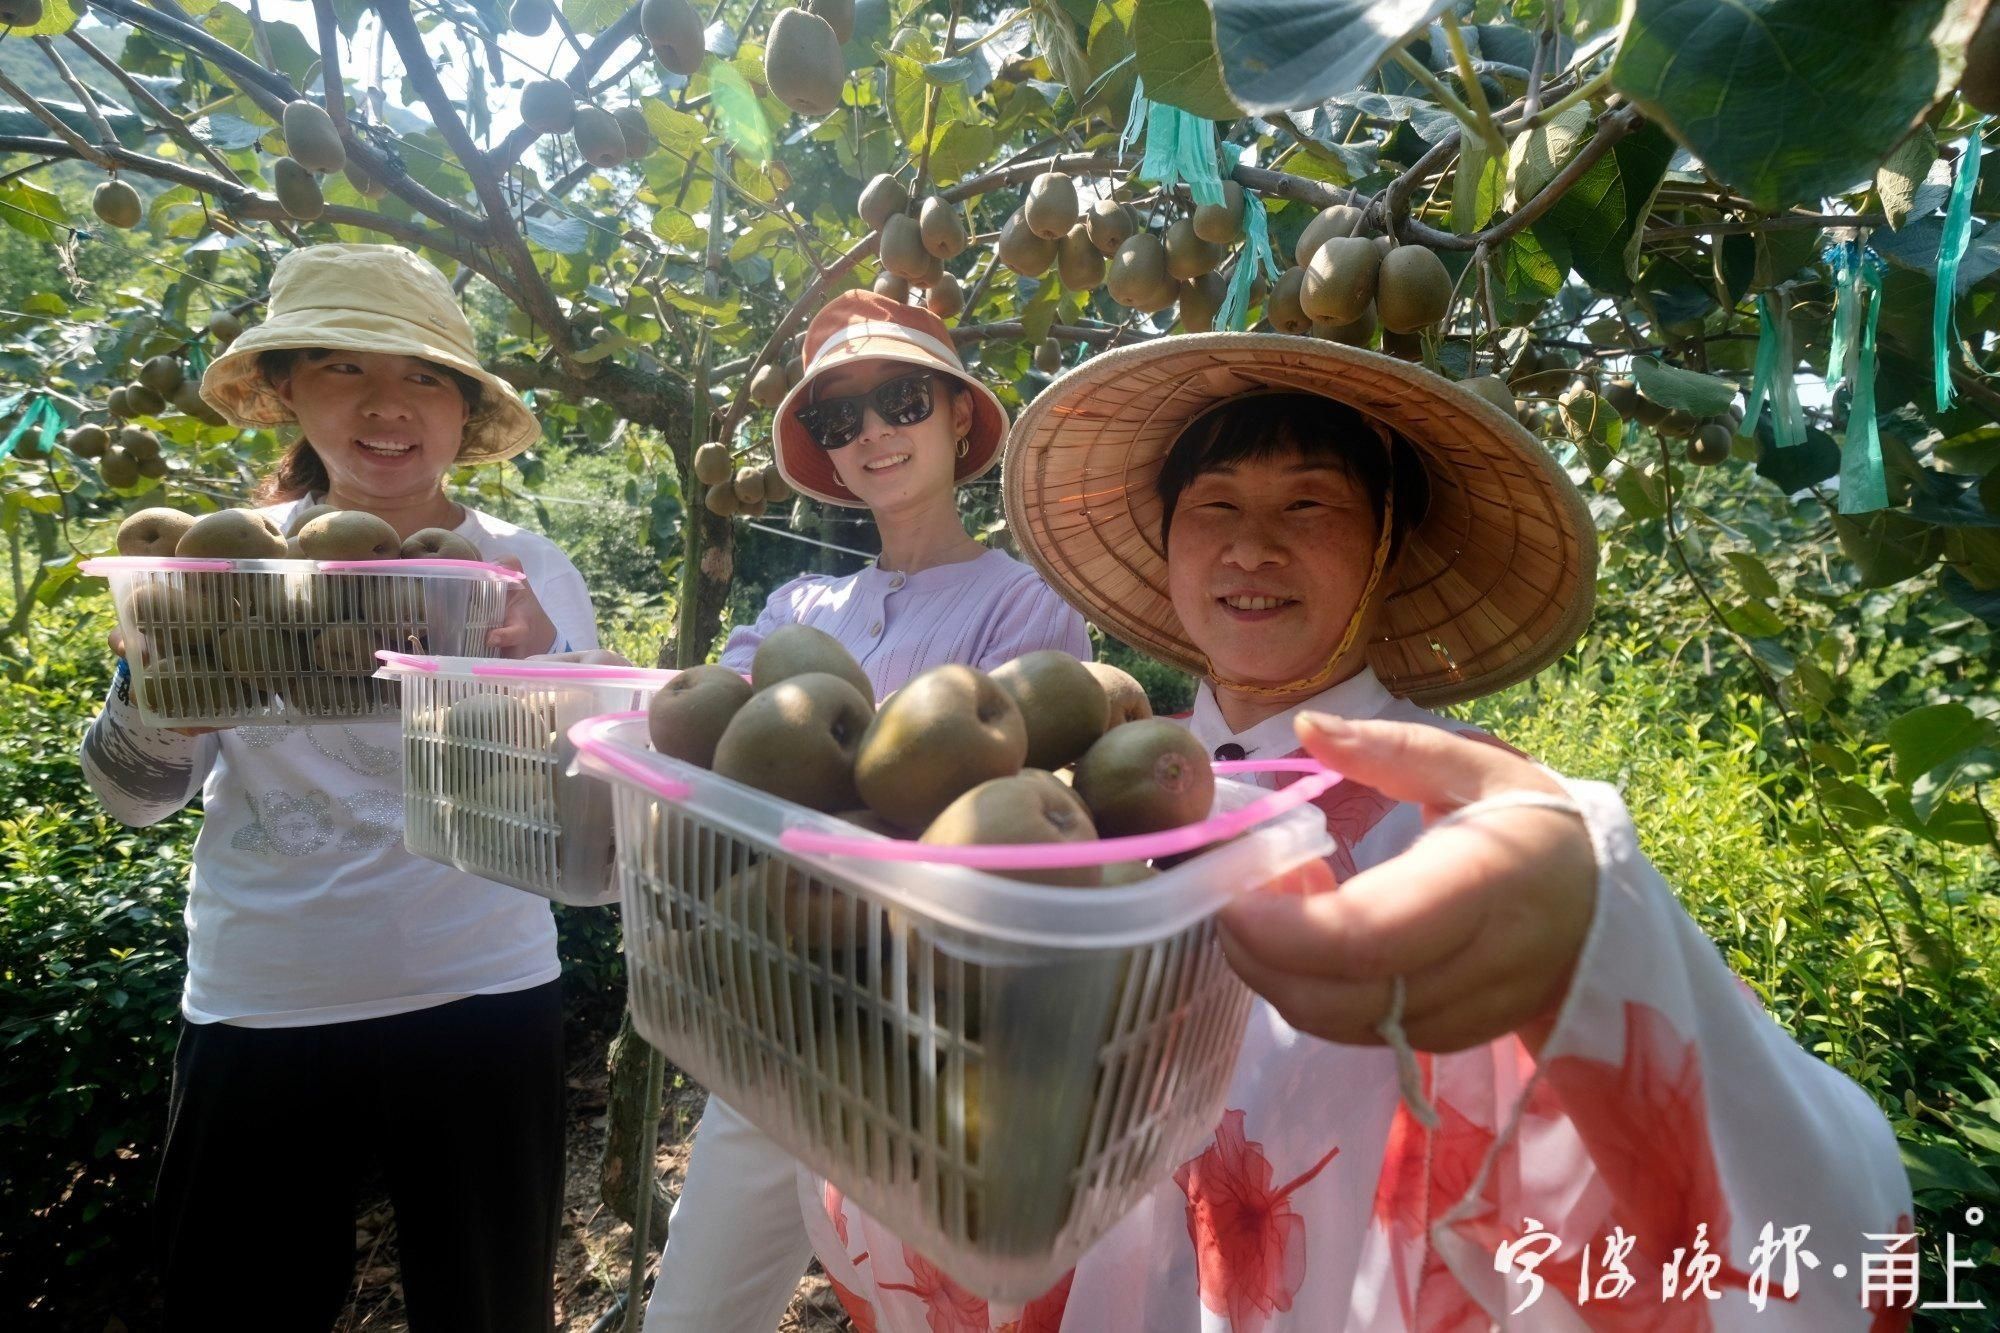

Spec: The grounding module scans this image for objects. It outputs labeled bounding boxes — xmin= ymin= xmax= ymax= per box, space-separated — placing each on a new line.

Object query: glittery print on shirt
xmin=236 ymin=724 xmax=398 ymax=780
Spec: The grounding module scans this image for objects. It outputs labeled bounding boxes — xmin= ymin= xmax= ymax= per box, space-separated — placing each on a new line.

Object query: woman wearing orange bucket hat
xmin=797 ymin=334 xmax=1910 ymax=1331
xmin=644 ymin=289 xmax=1089 ymax=1333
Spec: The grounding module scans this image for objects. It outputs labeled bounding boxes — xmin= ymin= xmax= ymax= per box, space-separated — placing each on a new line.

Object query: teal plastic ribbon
xmin=1824 ymin=240 xmax=1861 ymax=394
xmin=1744 ymin=293 xmax=1807 ymax=448
xmin=1216 ymin=142 xmax=1275 ymax=332
xmin=1125 ymin=76 xmax=1225 ymax=205
xmin=1934 ymin=121 xmax=1985 ymax=411
xmin=1839 ymin=250 xmax=1890 ymax=513
xmin=0 ymin=394 xmax=60 ymax=461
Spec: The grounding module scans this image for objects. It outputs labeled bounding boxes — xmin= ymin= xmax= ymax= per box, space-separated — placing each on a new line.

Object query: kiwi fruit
xmin=642 ymin=0 xmax=707 ymax=76
xmin=704 ymin=482 xmax=741 ymax=517
xmin=1265 ymin=265 xmax=1312 ymax=334
xmin=66 ymin=425 xmax=109 ymax=459
xmin=1190 ymin=183 xmax=1245 ymax=245
xmin=136 ymin=454 xmax=168 ymax=480
xmin=1163 ymin=217 xmax=1225 ymax=281
xmin=0 ymin=0 xmax=45 ymax=24
xmin=1081 ymin=661 xmax=1152 ymax=728
xmin=1072 ymin=718 xmax=1215 ymax=838
xmin=297 ymin=510 xmax=399 ymax=561
xmin=920 ymin=769 xmax=1099 ymax=888
xmin=1026 ymin=338 xmax=1058 ymax=374
xmin=924 ymin=271 xmax=964 ymax=320
xmin=285 ymin=503 xmax=336 ymax=537
xmin=520 ymin=80 xmax=578 ymax=135
xmin=879 ymin=213 xmax=931 ymax=282
xmin=693 ymin=441 xmax=733 ymax=486
xmin=1085 ymin=199 xmax=1138 ymax=256
xmin=713 ymin=672 xmax=874 ymax=811
xmin=853 ymin=664 xmax=1027 ymax=830
xmin=858 ymin=173 xmax=909 ymax=231
xmin=1599 ymin=378 xmax=1641 ymax=418
xmin=124 ymin=585 xmax=207 ymax=662
xmin=1457 ymin=375 xmax=1518 ymax=416
xmin=1376 ymin=244 xmax=1452 ymax=333
xmin=123 ymin=383 xmax=166 ymax=417
xmin=510 ymin=0 xmax=553 ymax=33
xmin=648 ymin=663 xmax=755 ymax=767
xmin=119 ymin=428 xmax=162 ymax=460
xmin=135 ymin=657 xmax=206 ymax=716
xmin=172 ymin=382 xmax=227 ymax=425
xmin=117 ymin=508 xmax=198 ymax=557
xmin=178 ymin=509 xmax=287 ymax=559
xmin=272 ymin=157 xmax=325 ymax=221
xmin=1177 ymin=271 xmax=1228 ymax=334
xmin=1316 ymin=302 xmax=1378 ymax=347
xmin=106 ymin=388 xmax=132 ymax=420
xmin=216 ymin=623 xmax=302 ymax=685
xmin=1107 ymin=233 xmax=1170 ymax=309
xmin=343 ymin=159 xmax=388 ymax=200
xmin=1293 ymin=203 xmax=1367 ymax=268
xmin=1688 ymin=422 xmax=1732 ymax=467
xmin=732 ymin=465 xmax=765 ymax=507
xmin=208 ymin=311 xmax=244 ymax=344
xmin=401 ymin=528 xmax=480 ymax=560
xmin=752 ymin=622 xmax=872 ymax=701
xmin=989 ymin=650 xmax=1107 ymax=772
xmin=282 ymin=100 xmax=345 ymax=174
xmin=749 ymin=362 xmax=788 ymax=408
xmin=613 ymin=106 xmax=656 ymax=159
xmin=1024 ymin=172 xmax=1080 ymax=240
xmin=1055 ymin=225 xmax=1106 ymax=292
xmin=92 ymin=179 xmax=143 ymax=230
xmin=573 ymin=107 xmax=627 ymax=168
xmin=1301 ymin=236 xmax=1381 ymax=325
xmin=764 ymin=8 xmax=844 ymax=118
xmin=1380 ymin=327 xmax=1425 ymax=361
xmin=873 ymin=271 xmax=910 ymax=301
xmin=739 ymin=497 xmax=769 ymax=520
xmin=138 ymin=355 xmax=185 ymax=396
xmin=997 ymin=210 xmax=1057 ymax=277
xmin=761 ymin=465 xmax=792 ymax=503
xmin=806 ymin=0 xmax=854 ymax=43
xmin=914 ymin=195 xmax=968 ymax=260
xmin=309 ymin=624 xmax=376 ymax=675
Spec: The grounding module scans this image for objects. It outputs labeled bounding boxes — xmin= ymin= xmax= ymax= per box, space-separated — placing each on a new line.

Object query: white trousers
xmin=642 ymin=1095 xmax=814 ymax=1333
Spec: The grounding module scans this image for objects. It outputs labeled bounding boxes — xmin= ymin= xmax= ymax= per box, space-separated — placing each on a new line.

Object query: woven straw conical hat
xmin=1002 ymin=333 xmax=1597 ymax=707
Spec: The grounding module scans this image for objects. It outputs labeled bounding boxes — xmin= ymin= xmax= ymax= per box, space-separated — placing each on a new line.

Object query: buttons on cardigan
xmin=889 ymin=574 xmax=905 ymax=589
xmin=869 ymin=621 xmax=882 ymax=636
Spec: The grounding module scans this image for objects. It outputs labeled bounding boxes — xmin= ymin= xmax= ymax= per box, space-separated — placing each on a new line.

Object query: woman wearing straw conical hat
xmin=80 ymin=244 xmax=598 ymax=1331
xmin=644 ymin=289 xmax=1089 ymax=1333
xmin=800 ymin=334 xmax=1910 ymax=1332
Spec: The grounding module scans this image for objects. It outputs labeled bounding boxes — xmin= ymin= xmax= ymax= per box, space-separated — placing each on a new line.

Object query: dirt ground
xmin=330 ymin=1055 xmax=850 ymax=1333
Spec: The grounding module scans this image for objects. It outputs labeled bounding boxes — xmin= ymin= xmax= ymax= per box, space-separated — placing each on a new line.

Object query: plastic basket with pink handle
xmin=375 ymin=653 xmax=677 ymax=905
xmin=568 ymin=710 xmax=1338 ymax=1301
xmin=82 ymin=555 xmax=521 ymax=728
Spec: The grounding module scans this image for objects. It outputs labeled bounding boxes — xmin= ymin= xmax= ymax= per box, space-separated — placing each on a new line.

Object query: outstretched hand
xmin=486 ymin=557 xmax=559 ymax=658
xmin=1218 ymin=714 xmax=1598 ymax=1055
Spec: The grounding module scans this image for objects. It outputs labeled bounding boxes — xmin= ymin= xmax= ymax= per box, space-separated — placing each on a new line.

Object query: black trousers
xmin=153 ymin=980 xmax=565 ymax=1333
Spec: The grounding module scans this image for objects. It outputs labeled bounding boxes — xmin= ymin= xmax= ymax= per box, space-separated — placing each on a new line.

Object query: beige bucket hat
xmin=773 ymin=290 xmax=1009 ymax=507
xmin=1003 ymin=333 xmax=1598 ymax=707
xmin=200 ymin=243 xmax=540 ymax=464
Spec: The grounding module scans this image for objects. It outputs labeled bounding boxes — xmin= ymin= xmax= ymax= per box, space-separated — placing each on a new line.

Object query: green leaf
xmin=1450 ymin=141 xmax=1505 ymax=235
xmin=562 ymin=0 xmax=628 ymax=36
xmin=1901 ymin=1139 xmax=2000 ymax=1203
xmin=1489 ymin=230 xmax=1566 ymax=324
xmin=1889 ymin=703 xmax=1997 ymax=786
xmin=708 ymin=63 xmax=773 ymax=165
xmin=641 ymin=99 xmax=710 ymax=163
xmin=1132 ymin=0 xmax=1243 ymax=120
xmin=9 ymin=0 xmax=85 ymax=37
xmin=1817 ymin=777 xmax=1887 ymax=829
xmin=0 ymin=182 xmax=66 ymax=243
xmin=524 ymin=213 xmax=589 ymax=255
xmin=1723 ymin=551 xmax=1781 ymax=601
xmin=1877 ymin=127 xmax=1937 ymax=230
xmin=1632 ymin=357 xmax=1737 ymax=416
xmin=1831 ymin=509 xmax=1943 ymax=587
xmin=1508 ymin=101 xmax=1593 ymax=208
xmin=1531 ymin=120 xmax=1674 ymax=293
xmin=1206 ymin=0 xmax=1453 ymax=116
xmin=1612 ymin=465 xmax=1663 ymax=520
xmin=1719 ymin=599 xmax=1785 ymax=638
xmin=1754 ymin=422 xmax=1841 ymax=494
xmin=1610 ymin=0 xmax=1962 ymax=211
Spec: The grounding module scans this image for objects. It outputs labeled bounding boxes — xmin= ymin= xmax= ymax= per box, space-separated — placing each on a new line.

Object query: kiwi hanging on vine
xmin=1300 ymin=236 xmax=1380 ymax=325
xmin=873 ymin=271 xmax=911 ymax=300
xmin=1265 ymin=265 xmax=1312 ymax=334
xmin=1375 ymin=244 xmax=1452 ymax=334
xmin=806 ymin=0 xmax=855 ymax=44
xmin=1084 ymin=199 xmax=1138 ymax=256
xmin=92 ymin=179 xmax=142 ymax=229
xmin=1024 ymin=172 xmax=1080 ymax=240
xmin=1191 ymin=183 xmax=1245 ymax=245
xmin=997 ymin=210 xmax=1058 ymax=277
xmin=520 ymin=80 xmax=578 ymax=136
xmin=642 ymin=0 xmax=708 ymax=76
xmin=272 ymin=157 xmax=325 ymax=221
xmin=880 ymin=214 xmax=932 ymax=282
xmin=764 ymin=8 xmax=844 ymax=118
xmin=1163 ymin=217 xmax=1225 ymax=280
xmin=858 ymin=174 xmax=909 ymax=231
xmin=1179 ymin=271 xmax=1228 ymax=333
xmin=572 ymin=107 xmax=627 ymax=168
xmin=282 ymin=101 xmax=345 ymax=174
xmin=918 ymin=196 xmax=969 ymax=260
xmin=510 ymin=0 xmax=553 ymax=36
xmin=1293 ymin=204 xmax=1366 ymax=268
xmin=925 ymin=271 xmax=964 ymax=320
xmin=1055 ymin=225 xmax=1106 ymax=291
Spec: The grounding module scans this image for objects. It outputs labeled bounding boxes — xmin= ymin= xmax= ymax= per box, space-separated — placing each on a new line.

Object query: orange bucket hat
xmin=773 ymin=290 xmax=1009 ymax=508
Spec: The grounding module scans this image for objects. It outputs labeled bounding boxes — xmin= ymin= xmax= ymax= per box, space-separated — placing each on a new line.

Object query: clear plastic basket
xmin=569 ymin=712 xmax=1336 ymax=1302
xmin=82 ymin=556 xmax=521 ymax=729
xmin=376 ymin=654 xmax=677 ymax=906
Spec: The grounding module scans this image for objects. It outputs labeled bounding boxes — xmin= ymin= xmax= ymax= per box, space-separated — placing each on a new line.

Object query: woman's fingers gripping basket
xmin=84 ymin=513 xmax=525 ymax=729
xmin=564 ymin=639 xmax=1339 ymax=1303
xmin=374 ymin=652 xmax=677 ymax=906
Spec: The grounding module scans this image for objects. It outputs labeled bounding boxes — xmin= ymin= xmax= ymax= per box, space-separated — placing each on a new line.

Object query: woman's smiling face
xmin=812 ymin=357 xmax=973 ymax=513
xmin=1165 ymin=446 xmax=1385 ymax=689
xmin=272 ymin=349 xmax=470 ymax=504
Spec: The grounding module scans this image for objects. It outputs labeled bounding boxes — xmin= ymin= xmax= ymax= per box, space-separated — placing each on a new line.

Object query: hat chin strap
xmin=1205 ymin=485 xmax=1395 ymax=700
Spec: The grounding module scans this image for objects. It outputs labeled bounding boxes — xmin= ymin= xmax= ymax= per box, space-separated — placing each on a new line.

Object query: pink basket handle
xmin=374 ymin=649 xmax=439 ymax=674
xmin=471 ymin=660 xmax=677 ymax=686
xmin=778 ymin=759 xmax=1342 ymax=870
xmin=568 ymin=712 xmax=692 ymax=800
xmin=319 ymin=558 xmax=526 ymax=581
xmin=81 ymin=556 xmax=233 ymax=575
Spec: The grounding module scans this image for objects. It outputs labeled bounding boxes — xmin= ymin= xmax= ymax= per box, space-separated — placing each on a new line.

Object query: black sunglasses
xmin=794 ymin=371 xmax=936 ymax=451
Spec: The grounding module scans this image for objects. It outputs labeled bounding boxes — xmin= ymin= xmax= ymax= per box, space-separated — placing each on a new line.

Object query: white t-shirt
xmin=93 ymin=500 xmax=599 ymax=1028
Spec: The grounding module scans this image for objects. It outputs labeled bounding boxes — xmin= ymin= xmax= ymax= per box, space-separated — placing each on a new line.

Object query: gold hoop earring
xmin=956 ymin=435 xmax=971 ymax=459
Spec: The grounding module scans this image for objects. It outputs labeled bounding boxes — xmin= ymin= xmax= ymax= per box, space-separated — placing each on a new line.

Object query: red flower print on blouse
xmin=827 ymin=1273 xmax=881 ymax=1333
xmin=825 ymin=1181 xmax=852 ymax=1248
xmin=1174 ymin=1108 xmax=1341 ymax=1333
xmin=879 ymin=1245 xmax=991 ymax=1333
xmin=1276 ymin=746 xmax=1399 ymax=879
xmin=997 ymin=1270 xmax=1073 ymax=1333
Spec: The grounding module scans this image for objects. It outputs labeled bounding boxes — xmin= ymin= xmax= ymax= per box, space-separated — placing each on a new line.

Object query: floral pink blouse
xmin=798 ymin=670 xmax=1913 ymax=1331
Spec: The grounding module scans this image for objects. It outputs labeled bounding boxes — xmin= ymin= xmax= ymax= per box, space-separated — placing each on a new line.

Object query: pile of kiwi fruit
xmin=112 ymin=506 xmax=485 ymax=717
xmin=47 ymin=353 xmax=232 ymax=493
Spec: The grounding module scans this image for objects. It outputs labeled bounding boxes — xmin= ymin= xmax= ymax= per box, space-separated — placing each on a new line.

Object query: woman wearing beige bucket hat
xmin=798 ymin=334 xmax=1910 ymax=1332
xmin=80 ymin=243 xmax=599 ymax=1331
xmin=643 ymin=289 xmax=1093 ymax=1333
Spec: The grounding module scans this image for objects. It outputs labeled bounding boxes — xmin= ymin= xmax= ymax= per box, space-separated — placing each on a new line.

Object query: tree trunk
xmin=598 ymin=1016 xmax=674 ymax=1242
